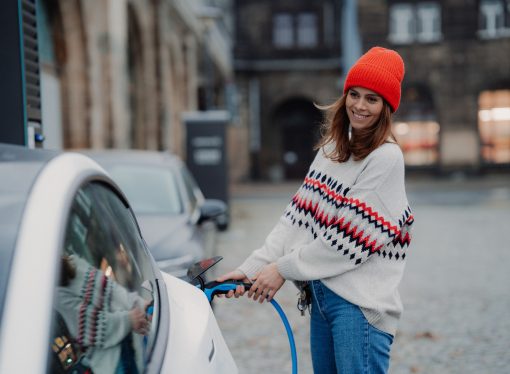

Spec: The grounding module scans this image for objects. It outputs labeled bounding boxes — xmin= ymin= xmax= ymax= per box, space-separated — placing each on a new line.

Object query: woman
xmin=218 ymin=46 xmax=414 ymax=373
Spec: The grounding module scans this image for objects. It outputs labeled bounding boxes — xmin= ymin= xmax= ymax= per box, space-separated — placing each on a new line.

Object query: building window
xmin=416 ymin=2 xmax=442 ymax=42
xmin=479 ymin=89 xmax=510 ymax=164
xmin=389 ymin=2 xmax=442 ymax=44
xmin=273 ymin=13 xmax=294 ymax=48
xmin=393 ymin=120 xmax=440 ymax=165
xmin=297 ymin=13 xmax=318 ymax=48
xmin=273 ymin=11 xmax=319 ymax=49
xmin=478 ymin=0 xmax=510 ymax=39
xmin=389 ymin=4 xmax=415 ymax=44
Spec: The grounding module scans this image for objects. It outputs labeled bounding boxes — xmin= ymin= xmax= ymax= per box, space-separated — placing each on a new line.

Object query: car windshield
xmin=107 ymin=165 xmax=182 ymax=215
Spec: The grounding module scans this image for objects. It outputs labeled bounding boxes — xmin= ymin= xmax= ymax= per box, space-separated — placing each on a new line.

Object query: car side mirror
xmin=198 ymin=199 xmax=227 ymax=225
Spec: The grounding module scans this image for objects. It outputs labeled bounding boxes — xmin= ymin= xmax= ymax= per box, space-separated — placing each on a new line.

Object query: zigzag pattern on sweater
xmin=78 ymin=266 xmax=112 ymax=348
xmin=392 ymin=207 xmax=413 ymax=248
xmin=284 ymin=169 xmax=413 ymax=261
xmin=293 ymin=170 xmax=402 ymax=237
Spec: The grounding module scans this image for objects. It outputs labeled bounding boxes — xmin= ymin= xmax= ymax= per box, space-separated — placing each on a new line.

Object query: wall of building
xmin=38 ymin=0 xmax=234 ymax=162
xmin=358 ymin=0 xmax=510 ymax=172
xmin=234 ymin=0 xmax=345 ymax=180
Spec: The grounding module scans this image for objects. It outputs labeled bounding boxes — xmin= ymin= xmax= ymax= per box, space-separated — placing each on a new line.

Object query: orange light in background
xmin=393 ymin=120 xmax=440 ymax=165
xmin=478 ymin=90 xmax=510 ymax=164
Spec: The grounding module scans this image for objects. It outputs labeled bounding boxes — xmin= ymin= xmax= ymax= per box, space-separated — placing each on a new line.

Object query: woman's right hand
xmin=129 ymin=306 xmax=150 ymax=335
xmin=216 ymin=270 xmax=250 ymax=298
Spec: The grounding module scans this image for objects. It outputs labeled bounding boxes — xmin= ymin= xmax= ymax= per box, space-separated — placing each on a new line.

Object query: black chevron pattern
xmin=283 ymin=169 xmax=413 ymax=263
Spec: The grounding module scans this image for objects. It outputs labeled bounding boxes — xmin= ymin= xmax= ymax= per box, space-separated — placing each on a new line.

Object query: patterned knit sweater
xmin=238 ymin=142 xmax=414 ymax=335
xmin=56 ymin=255 xmax=144 ymax=373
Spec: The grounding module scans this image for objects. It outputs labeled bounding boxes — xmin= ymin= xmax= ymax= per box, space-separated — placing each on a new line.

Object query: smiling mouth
xmin=352 ymin=111 xmax=370 ymax=120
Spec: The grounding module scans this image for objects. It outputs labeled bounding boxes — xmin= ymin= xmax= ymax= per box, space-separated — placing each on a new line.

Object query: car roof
xmin=0 ymin=143 xmax=60 ymax=252
xmin=0 ymin=143 xmax=60 ymax=323
xmin=79 ymin=149 xmax=184 ymax=169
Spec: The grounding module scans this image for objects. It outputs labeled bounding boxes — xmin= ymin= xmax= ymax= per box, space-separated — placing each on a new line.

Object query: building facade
xmin=234 ymin=0 xmax=510 ymax=181
xmin=37 ymin=0 xmax=234 ymax=160
xmin=234 ymin=0 xmax=355 ymax=181
xmin=359 ymin=0 xmax=510 ymax=172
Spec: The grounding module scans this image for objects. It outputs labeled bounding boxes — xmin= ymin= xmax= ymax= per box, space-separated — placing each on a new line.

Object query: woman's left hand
xmin=248 ymin=263 xmax=285 ymax=303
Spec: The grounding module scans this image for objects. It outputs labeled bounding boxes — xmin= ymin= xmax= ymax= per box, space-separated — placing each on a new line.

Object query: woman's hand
xmin=248 ymin=263 xmax=285 ymax=303
xmin=216 ymin=269 xmax=250 ymax=298
xmin=129 ymin=306 xmax=150 ymax=335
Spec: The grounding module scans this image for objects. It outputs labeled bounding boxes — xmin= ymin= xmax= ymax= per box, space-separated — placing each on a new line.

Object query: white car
xmin=0 ymin=143 xmax=237 ymax=374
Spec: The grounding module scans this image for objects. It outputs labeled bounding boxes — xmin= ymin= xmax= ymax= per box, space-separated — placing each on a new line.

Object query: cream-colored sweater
xmin=239 ymin=142 xmax=414 ymax=335
xmin=56 ymin=255 xmax=145 ymax=373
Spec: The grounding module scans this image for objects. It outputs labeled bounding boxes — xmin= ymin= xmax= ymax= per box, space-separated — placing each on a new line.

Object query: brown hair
xmin=60 ymin=256 xmax=76 ymax=287
xmin=315 ymin=93 xmax=397 ymax=162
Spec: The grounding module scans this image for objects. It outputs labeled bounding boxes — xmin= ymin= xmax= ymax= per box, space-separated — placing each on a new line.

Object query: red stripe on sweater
xmin=78 ymin=269 xmax=96 ymax=345
xmin=335 ymin=216 xmax=383 ymax=253
xmin=300 ymin=177 xmax=400 ymax=235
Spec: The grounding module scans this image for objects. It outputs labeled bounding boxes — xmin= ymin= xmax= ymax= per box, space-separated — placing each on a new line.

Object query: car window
xmin=107 ymin=165 xmax=182 ymax=215
xmin=48 ymin=182 xmax=158 ymax=374
xmin=180 ymin=166 xmax=203 ymax=212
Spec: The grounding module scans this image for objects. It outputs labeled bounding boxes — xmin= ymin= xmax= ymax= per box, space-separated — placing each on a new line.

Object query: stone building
xmin=37 ymin=0 xmax=234 ymax=159
xmin=234 ymin=0 xmax=510 ymax=181
xmin=358 ymin=0 xmax=510 ymax=172
xmin=233 ymin=0 xmax=359 ymax=181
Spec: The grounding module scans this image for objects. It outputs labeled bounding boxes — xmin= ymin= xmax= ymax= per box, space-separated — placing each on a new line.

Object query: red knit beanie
xmin=343 ymin=46 xmax=405 ymax=112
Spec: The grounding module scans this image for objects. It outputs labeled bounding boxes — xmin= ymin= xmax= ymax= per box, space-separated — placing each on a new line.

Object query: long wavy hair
xmin=315 ymin=93 xmax=397 ymax=162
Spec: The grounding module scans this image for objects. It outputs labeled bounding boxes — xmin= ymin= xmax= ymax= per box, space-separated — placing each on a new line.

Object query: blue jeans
xmin=310 ymin=280 xmax=393 ymax=374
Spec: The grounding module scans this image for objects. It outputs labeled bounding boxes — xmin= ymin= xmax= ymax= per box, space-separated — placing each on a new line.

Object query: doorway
xmin=272 ymin=98 xmax=322 ymax=180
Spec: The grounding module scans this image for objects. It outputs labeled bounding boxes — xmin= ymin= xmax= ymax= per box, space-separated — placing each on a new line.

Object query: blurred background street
xmin=214 ymin=174 xmax=510 ymax=374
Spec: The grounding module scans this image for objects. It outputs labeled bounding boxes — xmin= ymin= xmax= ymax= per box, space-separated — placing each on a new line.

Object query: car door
xmin=47 ymin=181 xmax=166 ymax=374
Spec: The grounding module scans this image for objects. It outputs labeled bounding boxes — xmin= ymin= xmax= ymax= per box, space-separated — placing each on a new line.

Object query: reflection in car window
xmin=48 ymin=182 xmax=158 ymax=374
xmin=108 ymin=165 xmax=182 ymax=215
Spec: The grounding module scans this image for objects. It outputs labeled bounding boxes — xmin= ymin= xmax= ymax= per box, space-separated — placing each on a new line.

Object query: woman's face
xmin=345 ymin=87 xmax=384 ymax=131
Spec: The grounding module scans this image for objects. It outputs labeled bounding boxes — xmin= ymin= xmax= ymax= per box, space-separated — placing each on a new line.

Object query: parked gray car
xmin=82 ymin=150 xmax=227 ymax=279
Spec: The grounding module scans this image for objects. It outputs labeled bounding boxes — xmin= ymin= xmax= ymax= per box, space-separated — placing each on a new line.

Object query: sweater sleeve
xmin=236 ymin=151 xmax=327 ymax=279
xmin=276 ymin=144 xmax=411 ymax=281
xmin=237 ymin=218 xmax=294 ymax=279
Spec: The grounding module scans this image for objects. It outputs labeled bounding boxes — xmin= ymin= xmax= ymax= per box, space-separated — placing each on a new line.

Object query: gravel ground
xmin=212 ymin=177 xmax=510 ymax=374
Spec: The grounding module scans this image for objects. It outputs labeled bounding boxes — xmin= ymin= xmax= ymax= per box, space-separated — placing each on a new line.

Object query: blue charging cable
xmin=200 ymin=281 xmax=298 ymax=374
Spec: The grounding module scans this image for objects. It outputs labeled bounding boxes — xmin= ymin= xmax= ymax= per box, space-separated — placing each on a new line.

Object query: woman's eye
xmin=367 ymin=97 xmax=378 ymax=103
xmin=349 ymin=91 xmax=358 ymax=98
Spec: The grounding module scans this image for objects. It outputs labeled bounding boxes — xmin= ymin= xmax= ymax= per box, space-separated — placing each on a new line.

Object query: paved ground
xmin=213 ymin=175 xmax=510 ymax=374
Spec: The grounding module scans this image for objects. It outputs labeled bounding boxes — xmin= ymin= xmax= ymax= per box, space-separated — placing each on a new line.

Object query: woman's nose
xmin=354 ymin=98 xmax=367 ymax=110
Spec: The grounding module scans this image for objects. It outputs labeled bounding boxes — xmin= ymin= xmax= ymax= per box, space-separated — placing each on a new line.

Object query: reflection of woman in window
xmin=100 ymin=228 xmax=136 ymax=291
xmin=56 ymin=255 xmax=150 ymax=373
